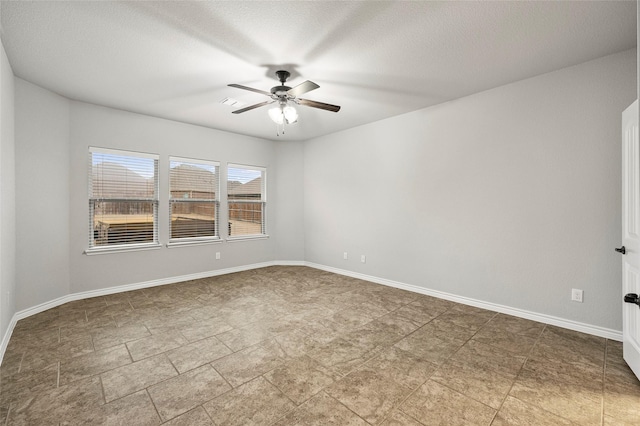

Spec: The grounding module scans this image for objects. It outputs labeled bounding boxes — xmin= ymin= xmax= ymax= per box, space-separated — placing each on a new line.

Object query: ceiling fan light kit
xmin=228 ymin=69 xmax=340 ymax=136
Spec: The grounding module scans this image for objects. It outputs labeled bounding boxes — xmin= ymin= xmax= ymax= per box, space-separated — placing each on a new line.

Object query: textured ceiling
xmin=0 ymin=1 xmax=636 ymax=141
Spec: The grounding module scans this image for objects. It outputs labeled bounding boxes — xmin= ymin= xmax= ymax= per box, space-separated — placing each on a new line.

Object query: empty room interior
xmin=0 ymin=1 xmax=639 ymax=425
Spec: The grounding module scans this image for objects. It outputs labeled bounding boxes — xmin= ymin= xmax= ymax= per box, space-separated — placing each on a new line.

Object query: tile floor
xmin=0 ymin=266 xmax=639 ymax=425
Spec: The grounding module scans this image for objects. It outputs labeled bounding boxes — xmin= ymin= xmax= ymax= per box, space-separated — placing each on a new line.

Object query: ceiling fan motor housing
xmin=271 ymin=85 xmax=292 ymax=96
xmin=271 ymin=70 xmax=292 ymax=97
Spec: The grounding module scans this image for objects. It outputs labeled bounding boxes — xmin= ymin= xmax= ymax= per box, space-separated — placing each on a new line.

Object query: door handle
xmin=615 ymin=246 xmax=626 ymax=254
xmin=624 ymin=293 xmax=640 ymax=307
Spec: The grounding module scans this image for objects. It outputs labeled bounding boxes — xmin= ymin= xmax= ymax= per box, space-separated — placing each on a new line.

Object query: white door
xmin=621 ymin=99 xmax=640 ymax=380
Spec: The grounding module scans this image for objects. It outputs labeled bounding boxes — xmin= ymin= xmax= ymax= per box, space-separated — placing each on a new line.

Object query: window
xmin=169 ymin=157 xmax=220 ymax=243
xmin=227 ymin=164 xmax=267 ymax=238
xmin=88 ymin=147 xmax=159 ymax=251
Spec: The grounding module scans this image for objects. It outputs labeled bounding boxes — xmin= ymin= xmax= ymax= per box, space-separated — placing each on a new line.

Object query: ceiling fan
xmin=228 ymin=70 xmax=341 ymax=121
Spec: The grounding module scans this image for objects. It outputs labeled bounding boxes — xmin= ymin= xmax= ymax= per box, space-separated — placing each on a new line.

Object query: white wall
xmin=274 ymin=140 xmax=305 ymax=261
xmin=15 ymin=79 xmax=70 ymax=310
xmin=304 ymin=49 xmax=637 ymax=331
xmin=0 ymin=41 xmax=15 ymax=340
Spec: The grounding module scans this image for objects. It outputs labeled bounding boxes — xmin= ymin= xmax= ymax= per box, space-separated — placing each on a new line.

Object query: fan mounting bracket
xmin=275 ymin=70 xmax=290 ymax=84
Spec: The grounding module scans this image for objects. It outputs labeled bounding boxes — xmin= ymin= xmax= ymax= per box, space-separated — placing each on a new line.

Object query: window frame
xmin=86 ymin=147 xmax=160 ymax=255
xmin=226 ymin=163 xmax=268 ymax=241
xmin=167 ymin=156 xmax=221 ymax=247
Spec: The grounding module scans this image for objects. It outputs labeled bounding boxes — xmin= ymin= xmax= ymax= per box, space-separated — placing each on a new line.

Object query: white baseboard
xmin=0 ymin=314 xmax=18 ymax=365
xmin=306 ymin=262 xmax=623 ymax=342
xmin=0 ymin=259 xmax=621 ymax=365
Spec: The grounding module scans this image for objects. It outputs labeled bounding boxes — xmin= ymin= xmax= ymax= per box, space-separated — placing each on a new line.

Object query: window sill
xmin=226 ymin=235 xmax=270 ymax=242
xmin=167 ymin=238 xmax=222 ymax=248
xmin=84 ymin=243 xmax=162 ymax=255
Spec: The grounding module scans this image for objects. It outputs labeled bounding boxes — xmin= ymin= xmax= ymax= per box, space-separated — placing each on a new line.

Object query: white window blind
xmin=227 ymin=164 xmax=266 ymax=237
xmin=88 ymin=147 xmax=159 ymax=249
xmin=169 ymin=157 xmax=220 ymax=242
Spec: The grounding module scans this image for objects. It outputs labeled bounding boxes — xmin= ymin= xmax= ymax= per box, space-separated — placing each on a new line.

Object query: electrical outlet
xmin=343 ymin=252 xmax=348 ymax=260
xmin=361 ymin=255 xmax=366 ymax=263
xmin=571 ymin=288 xmax=583 ymax=303
xmin=216 ymin=252 xmax=221 ymax=260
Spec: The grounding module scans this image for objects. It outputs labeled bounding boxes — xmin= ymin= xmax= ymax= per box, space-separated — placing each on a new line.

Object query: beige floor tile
xmin=59 ymin=344 xmax=132 ymax=385
xmin=147 ymin=364 xmax=231 ymax=422
xmin=411 ymin=316 xmax=477 ymax=342
xmin=393 ymin=333 xmax=465 ymax=366
xmin=408 ymin=295 xmax=453 ymax=313
xmin=297 ymin=321 xmax=346 ymax=346
xmin=431 ymin=359 xmax=514 ymax=409
xmin=400 ymin=380 xmax=496 ymax=426
xmin=85 ymin=302 xmax=134 ymax=322
xmin=509 ymin=365 xmax=602 ymax=424
xmin=58 ymin=316 xmax=117 ymax=343
xmin=532 ymin=326 xmax=605 ymax=369
xmin=480 ymin=314 xmax=545 ymax=338
xmin=143 ymin=313 xmax=197 ymax=335
xmin=114 ymin=306 xmax=162 ymax=327
xmin=530 ymin=340 xmax=605 ymax=371
xmin=19 ymin=335 xmax=95 ymax=373
xmin=8 ymin=326 xmax=59 ymax=350
xmin=126 ymin=330 xmax=189 ymax=361
xmin=604 ymin=362 xmax=640 ymax=424
xmin=8 ymin=376 xmax=104 ymax=425
xmin=393 ymin=303 xmax=440 ymax=326
xmin=319 ymin=309 xmax=377 ymax=332
xmin=263 ymin=314 xmax=314 ymax=334
xmin=308 ymin=337 xmax=382 ymax=376
xmin=166 ymin=336 xmax=232 ymax=374
xmin=216 ymin=324 xmax=274 ymax=352
xmin=449 ymin=339 xmax=526 ymax=377
xmin=264 ymin=355 xmax=339 ymax=405
xmin=178 ymin=317 xmax=234 ymax=342
xmin=492 ymin=396 xmax=573 ymax=425
xmin=162 ymin=406 xmax=214 ymax=425
xmin=91 ymin=323 xmax=151 ymax=350
xmin=273 ymin=391 xmax=368 ymax=426
xmin=223 ymin=305 xmax=281 ymax=329
xmin=0 ymin=351 xmax=23 ymax=377
xmin=362 ymin=346 xmax=436 ymax=388
xmin=212 ymin=339 xmax=287 ymax=387
xmin=273 ymin=328 xmax=324 ymax=359
xmin=0 ymin=362 xmax=58 ymax=406
xmin=342 ymin=322 xmax=404 ymax=350
xmin=471 ymin=327 xmax=537 ymax=357
xmin=379 ymin=410 xmax=424 ymax=426
xmin=603 ymin=414 xmax=631 ymax=425
xmin=203 ymin=376 xmax=295 ymax=425
xmin=326 ymin=368 xmax=414 ymax=424
xmin=522 ymin=356 xmax=603 ymax=393
xmin=93 ymin=389 xmax=161 ymax=426
xmin=367 ymin=313 xmax=422 ymax=338
xmin=100 ymin=354 xmax=178 ymax=402
xmin=433 ymin=309 xmax=496 ymax=332
xmin=324 ymin=347 xmax=436 ymax=424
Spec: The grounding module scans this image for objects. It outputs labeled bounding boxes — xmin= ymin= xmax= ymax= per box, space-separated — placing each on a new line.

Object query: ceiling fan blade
xmin=228 ymin=84 xmax=272 ymax=97
xmin=232 ymin=100 xmax=274 ymax=114
xmin=287 ymin=80 xmax=320 ymax=97
xmin=298 ymin=98 xmax=341 ymax=113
